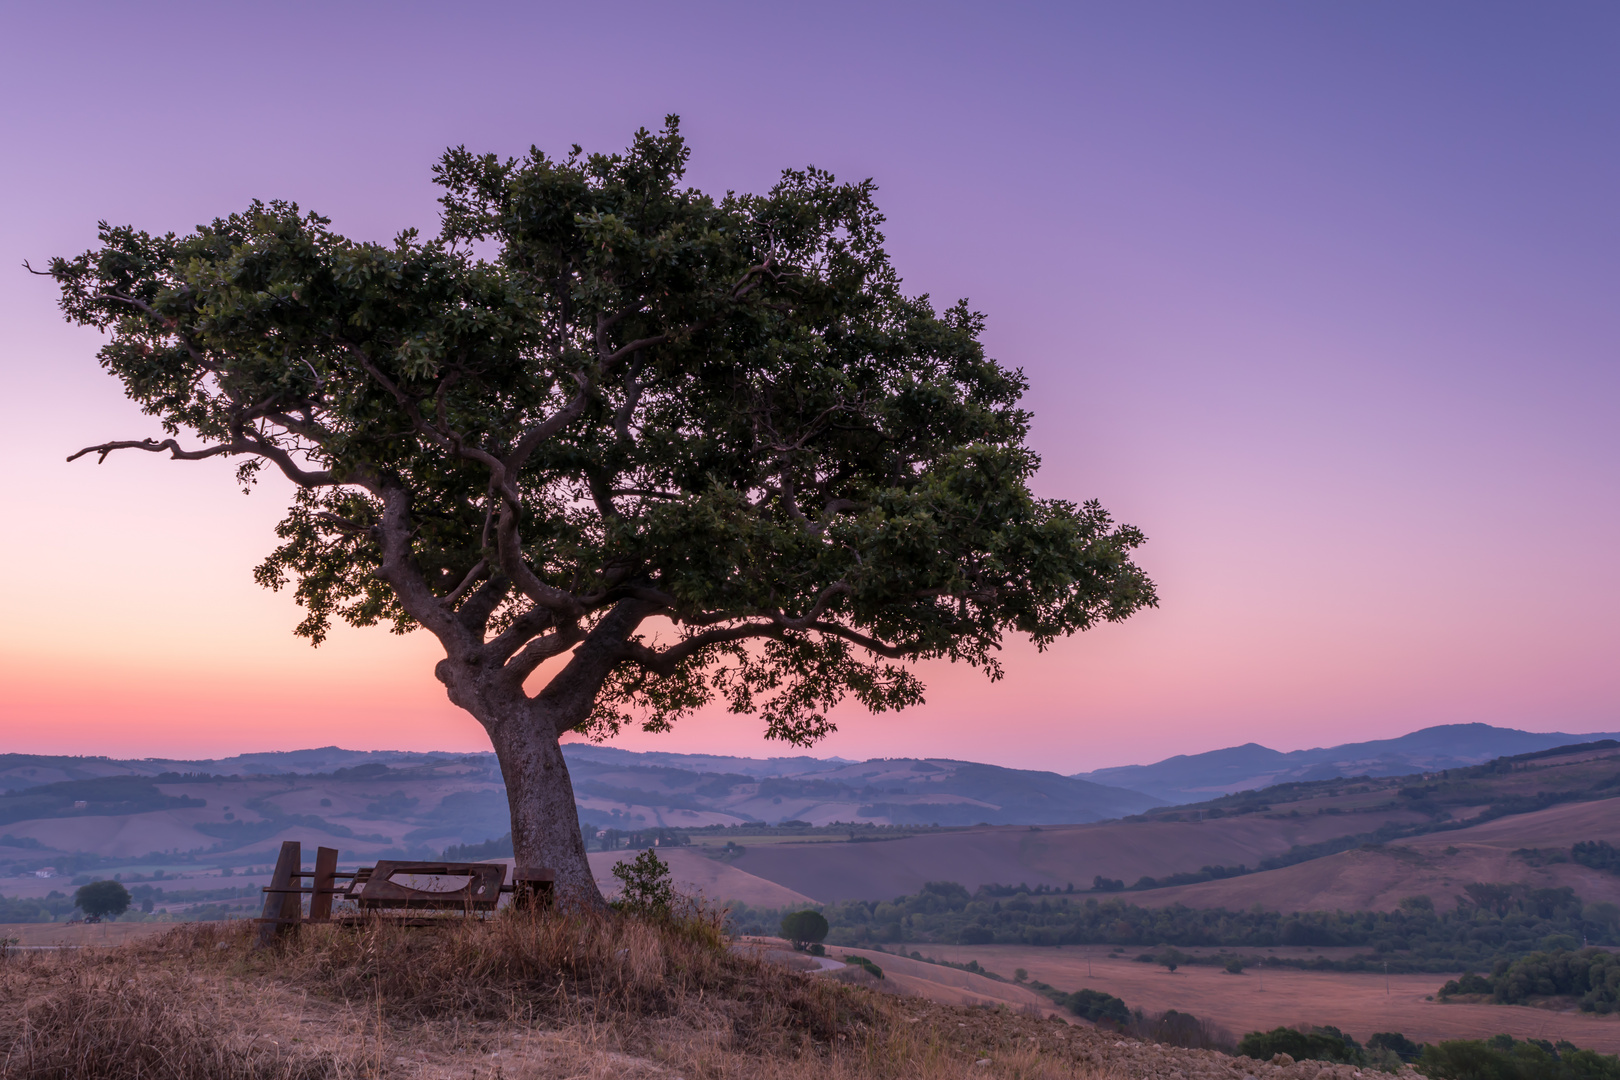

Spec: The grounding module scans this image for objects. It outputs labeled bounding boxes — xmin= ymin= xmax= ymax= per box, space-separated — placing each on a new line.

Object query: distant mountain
xmin=1073 ymin=723 xmax=1620 ymax=803
xmin=561 ymin=749 xmax=1162 ymax=828
xmin=0 ymin=745 xmax=1163 ymax=866
xmin=0 ymin=747 xmax=469 ymax=792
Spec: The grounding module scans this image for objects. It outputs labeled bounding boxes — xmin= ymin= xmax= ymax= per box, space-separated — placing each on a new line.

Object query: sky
xmin=1 ymin=2 xmax=1616 ymax=772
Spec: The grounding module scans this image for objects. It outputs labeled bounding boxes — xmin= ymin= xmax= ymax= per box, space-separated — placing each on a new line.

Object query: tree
xmin=40 ymin=118 xmax=1156 ymax=904
xmin=780 ymin=909 xmax=829 ymax=949
xmin=74 ymin=880 xmax=131 ymax=920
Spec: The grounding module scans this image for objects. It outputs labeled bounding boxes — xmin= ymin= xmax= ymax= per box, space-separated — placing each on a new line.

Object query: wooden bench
xmin=255 ymin=840 xmax=554 ymax=947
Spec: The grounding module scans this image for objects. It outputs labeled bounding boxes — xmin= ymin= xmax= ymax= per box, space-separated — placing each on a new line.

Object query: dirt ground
xmin=910 ymin=944 xmax=1620 ymax=1053
xmin=0 ymin=920 xmax=173 ymax=947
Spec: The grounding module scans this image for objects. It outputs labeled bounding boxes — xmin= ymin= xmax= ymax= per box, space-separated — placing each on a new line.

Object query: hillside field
xmin=901 ymin=945 xmax=1620 ymax=1054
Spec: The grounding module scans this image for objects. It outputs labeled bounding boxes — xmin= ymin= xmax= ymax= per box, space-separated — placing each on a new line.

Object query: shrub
xmin=1062 ymin=988 xmax=1130 ymax=1026
xmin=1572 ymin=840 xmax=1620 ymax=875
xmin=1418 ymin=1035 xmax=1620 ymax=1080
xmin=842 ymin=954 xmax=884 ymax=978
xmin=1367 ymin=1031 xmax=1422 ymax=1062
xmin=1438 ymin=972 xmax=1494 ymax=997
xmin=611 ymin=849 xmax=673 ymax=917
xmin=1237 ymin=1025 xmax=1363 ymax=1065
xmin=1130 ymin=1009 xmax=1234 ymax=1052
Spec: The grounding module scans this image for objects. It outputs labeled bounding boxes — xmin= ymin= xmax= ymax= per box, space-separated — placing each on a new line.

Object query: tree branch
xmin=441 ymin=559 xmax=488 ymax=606
xmin=67 ymin=438 xmax=233 ymax=465
xmin=805 ymin=620 xmax=910 ymax=659
xmin=92 ymin=293 xmax=220 ymax=372
xmin=66 ymin=436 xmax=337 ymax=488
xmin=772 ymin=582 xmax=851 ymax=629
xmin=502 ymin=624 xmax=586 ymax=685
xmin=455 ymin=573 xmax=511 ymax=636
xmin=618 ymin=621 xmax=785 ymax=676
xmin=482 ymin=603 xmax=560 ymax=663
xmin=494 ymin=503 xmax=586 ymax=620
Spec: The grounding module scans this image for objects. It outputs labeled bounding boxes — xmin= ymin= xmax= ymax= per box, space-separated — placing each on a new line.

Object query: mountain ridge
xmin=1074 ymin=722 xmax=1620 ymax=802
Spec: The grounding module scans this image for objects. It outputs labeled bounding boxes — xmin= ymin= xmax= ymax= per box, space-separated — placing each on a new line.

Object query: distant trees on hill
xmin=1439 ymin=948 xmax=1620 ymax=1013
xmin=1573 ymin=840 xmax=1620 ymax=875
xmin=727 ymin=879 xmax=1620 ymax=972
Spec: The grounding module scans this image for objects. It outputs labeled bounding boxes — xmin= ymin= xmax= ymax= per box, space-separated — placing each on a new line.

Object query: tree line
xmin=726 ymin=879 xmax=1620 ymax=972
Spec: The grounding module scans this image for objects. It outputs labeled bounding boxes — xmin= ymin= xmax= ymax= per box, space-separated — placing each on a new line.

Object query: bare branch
xmin=67 ymin=437 xmax=232 ymax=465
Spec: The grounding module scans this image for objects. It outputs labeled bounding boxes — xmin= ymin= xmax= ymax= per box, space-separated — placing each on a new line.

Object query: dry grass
xmin=0 ymin=906 xmax=1143 ymax=1080
xmin=0 ymin=944 xmax=356 ymax=1079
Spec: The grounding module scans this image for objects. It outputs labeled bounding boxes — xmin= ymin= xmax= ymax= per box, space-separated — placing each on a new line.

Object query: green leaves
xmin=53 ymin=118 xmax=1156 ymax=745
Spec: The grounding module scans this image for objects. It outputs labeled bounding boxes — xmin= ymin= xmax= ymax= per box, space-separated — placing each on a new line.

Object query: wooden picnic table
xmin=255 ymin=840 xmax=554 ymax=947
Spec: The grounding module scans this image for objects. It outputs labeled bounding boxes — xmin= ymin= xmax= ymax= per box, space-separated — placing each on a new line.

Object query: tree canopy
xmin=74 ymin=880 xmax=131 ymax=920
xmin=43 ymin=118 xmax=1156 ymax=892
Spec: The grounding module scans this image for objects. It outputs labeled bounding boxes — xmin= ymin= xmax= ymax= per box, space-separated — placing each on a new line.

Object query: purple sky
xmin=1 ymin=3 xmax=1615 ymax=770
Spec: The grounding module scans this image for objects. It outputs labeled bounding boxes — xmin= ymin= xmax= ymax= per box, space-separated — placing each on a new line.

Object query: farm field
xmin=908 ymin=945 xmax=1620 ymax=1053
xmin=723 ymin=809 xmax=1436 ymax=903
xmin=1135 ymin=798 xmax=1620 ymax=912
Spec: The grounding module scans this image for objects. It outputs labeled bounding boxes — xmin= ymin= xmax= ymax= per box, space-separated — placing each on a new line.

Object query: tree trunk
xmin=436 ymin=660 xmax=603 ymax=907
xmin=488 ymin=713 xmax=600 ymax=905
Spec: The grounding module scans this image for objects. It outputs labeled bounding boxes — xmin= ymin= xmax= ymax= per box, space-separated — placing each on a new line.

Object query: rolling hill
xmin=4 ymin=727 xmax=1618 ymax=920
xmin=1075 ymin=723 xmax=1620 ymax=803
xmin=0 ymin=746 xmax=1160 ymax=873
xmin=715 ymin=740 xmax=1620 ymax=907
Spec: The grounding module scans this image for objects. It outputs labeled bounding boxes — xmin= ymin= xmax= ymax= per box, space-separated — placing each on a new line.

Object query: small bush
xmin=611 ymin=848 xmax=674 ymax=916
xmin=1238 ymin=1025 xmax=1363 ymax=1064
xmin=842 ymin=954 xmax=884 ymax=979
xmin=1367 ymin=1031 xmax=1423 ymax=1062
xmin=1062 ymin=988 xmax=1130 ymax=1026
xmin=1131 ymin=1009 xmax=1234 ymax=1052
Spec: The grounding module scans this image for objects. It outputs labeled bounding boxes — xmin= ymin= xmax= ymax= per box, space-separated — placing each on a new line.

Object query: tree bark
xmin=436 ymin=659 xmax=603 ymax=906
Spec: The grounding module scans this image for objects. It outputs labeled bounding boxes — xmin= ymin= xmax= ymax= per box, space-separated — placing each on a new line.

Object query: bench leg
xmin=256 ymin=840 xmax=302 ymax=949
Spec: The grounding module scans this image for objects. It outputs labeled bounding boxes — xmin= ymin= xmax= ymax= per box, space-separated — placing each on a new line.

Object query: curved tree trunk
xmin=488 ymin=713 xmax=599 ymax=905
xmin=437 ymin=659 xmax=603 ymax=907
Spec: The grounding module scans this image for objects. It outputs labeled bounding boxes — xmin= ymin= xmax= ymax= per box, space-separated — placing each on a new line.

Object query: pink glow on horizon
xmin=0 ymin=4 xmax=1615 ymax=771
